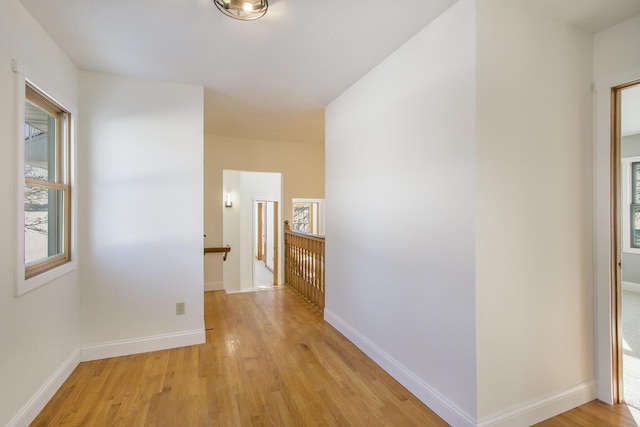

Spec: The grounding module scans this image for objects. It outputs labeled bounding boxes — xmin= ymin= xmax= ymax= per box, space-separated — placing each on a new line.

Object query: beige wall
xmin=476 ymin=0 xmax=594 ymax=421
xmin=204 ymin=134 xmax=324 ymax=289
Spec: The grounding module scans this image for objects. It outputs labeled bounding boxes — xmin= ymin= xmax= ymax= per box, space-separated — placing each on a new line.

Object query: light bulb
xmin=243 ymin=2 xmax=253 ymax=12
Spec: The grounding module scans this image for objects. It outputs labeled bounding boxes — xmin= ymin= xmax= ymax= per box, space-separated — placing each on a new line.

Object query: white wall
xmin=594 ymin=13 xmax=640 ymax=404
xmin=223 ymin=171 xmax=281 ymax=292
xmin=79 ymin=71 xmax=205 ymax=354
xmin=325 ymin=1 xmax=477 ymax=424
xmin=222 ymin=170 xmax=242 ymax=291
xmin=0 ymin=1 xmax=81 ymax=425
xmin=476 ymin=0 xmax=595 ymax=422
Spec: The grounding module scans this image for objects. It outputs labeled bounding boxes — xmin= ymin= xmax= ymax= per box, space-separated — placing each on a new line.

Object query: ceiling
xmin=517 ymin=0 xmax=640 ymax=33
xmin=19 ymin=0 xmax=640 ymax=144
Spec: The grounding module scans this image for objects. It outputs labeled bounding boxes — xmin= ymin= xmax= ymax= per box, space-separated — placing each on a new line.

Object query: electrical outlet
xmin=176 ymin=302 xmax=185 ymax=315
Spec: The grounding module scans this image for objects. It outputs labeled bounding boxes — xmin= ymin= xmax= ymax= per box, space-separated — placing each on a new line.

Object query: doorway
xmin=222 ymin=170 xmax=282 ymax=293
xmin=254 ymin=200 xmax=277 ymax=288
xmin=614 ymin=81 xmax=640 ymax=407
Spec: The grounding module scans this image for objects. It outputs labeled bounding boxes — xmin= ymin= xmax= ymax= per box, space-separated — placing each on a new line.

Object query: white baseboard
xmin=7 ymin=349 xmax=80 ymax=427
xmin=205 ymin=281 xmax=224 ymax=292
xmin=7 ymin=330 xmax=205 ymax=426
xmin=324 ymin=309 xmax=595 ymax=427
xmin=80 ymin=329 xmax=206 ymax=362
xmin=623 ymin=281 xmax=640 ymax=293
xmin=477 ymin=380 xmax=596 ymax=427
xmin=324 ymin=309 xmax=476 ymax=427
xmin=226 ymin=288 xmax=259 ymax=294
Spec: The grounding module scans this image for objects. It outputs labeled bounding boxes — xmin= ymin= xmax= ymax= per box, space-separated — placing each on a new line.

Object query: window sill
xmin=15 ymin=260 xmax=77 ymax=296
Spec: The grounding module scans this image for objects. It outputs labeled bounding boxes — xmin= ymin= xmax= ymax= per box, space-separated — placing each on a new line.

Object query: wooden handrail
xmin=284 ymin=220 xmax=325 ymax=310
xmin=284 ymin=229 xmax=325 ymax=242
xmin=204 ymin=246 xmax=231 ymax=261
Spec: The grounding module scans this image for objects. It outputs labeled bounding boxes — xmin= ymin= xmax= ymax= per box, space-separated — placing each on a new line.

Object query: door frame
xmin=257 ymin=201 xmax=265 ymax=261
xmin=611 ymin=80 xmax=640 ymax=403
xmin=595 ymin=72 xmax=640 ymax=404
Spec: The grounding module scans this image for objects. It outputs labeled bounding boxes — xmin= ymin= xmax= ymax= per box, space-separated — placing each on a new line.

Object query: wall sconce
xmin=225 ymin=192 xmax=233 ymax=208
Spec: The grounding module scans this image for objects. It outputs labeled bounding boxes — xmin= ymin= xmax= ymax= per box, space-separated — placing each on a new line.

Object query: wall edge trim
xmin=7 ymin=348 xmax=80 ymax=427
xmin=324 ymin=309 xmax=476 ymax=427
xmin=79 ymin=329 xmax=205 ymax=362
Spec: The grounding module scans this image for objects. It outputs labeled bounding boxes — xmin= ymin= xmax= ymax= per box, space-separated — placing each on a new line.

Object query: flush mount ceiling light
xmin=213 ymin=0 xmax=268 ymax=21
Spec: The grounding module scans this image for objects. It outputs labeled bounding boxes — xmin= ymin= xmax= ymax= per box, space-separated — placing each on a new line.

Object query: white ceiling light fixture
xmin=213 ymin=0 xmax=268 ymax=21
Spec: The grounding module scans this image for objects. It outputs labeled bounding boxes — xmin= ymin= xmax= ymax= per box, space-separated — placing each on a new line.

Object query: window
xmin=292 ymin=200 xmax=323 ymax=234
xmin=631 ymin=161 xmax=640 ymax=249
xmin=22 ymin=83 xmax=71 ymax=280
xmin=293 ymin=203 xmax=312 ymax=233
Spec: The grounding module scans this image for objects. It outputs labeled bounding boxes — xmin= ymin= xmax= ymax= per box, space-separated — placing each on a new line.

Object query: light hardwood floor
xmin=31 ymin=288 xmax=640 ymax=426
xmin=32 ymin=288 xmax=447 ymax=426
xmin=535 ymin=399 xmax=640 ymax=426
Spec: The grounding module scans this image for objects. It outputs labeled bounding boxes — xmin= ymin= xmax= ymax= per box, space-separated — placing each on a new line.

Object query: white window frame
xmin=622 ymin=156 xmax=640 ymax=254
xmin=14 ymin=60 xmax=77 ymax=296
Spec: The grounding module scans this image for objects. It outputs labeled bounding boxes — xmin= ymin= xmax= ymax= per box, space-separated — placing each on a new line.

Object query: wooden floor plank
xmin=30 ymin=288 xmax=638 ymax=426
xmin=535 ymin=399 xmax=640 ymax=426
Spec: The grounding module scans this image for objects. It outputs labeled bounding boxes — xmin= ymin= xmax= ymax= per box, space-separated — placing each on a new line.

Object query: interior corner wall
xmin=593 ymin=12 xmax=640 ymax=404
xmin=79 ymin=71 xmax=204 ymax=351
xmin=325 ymin=0 xmax=477 ymax=424
xmin=476 ymin=0 xmax=595 ymax=422
xmin=204 ymin=134 xmax=324 ymax=290
xmin=0 ymin=1 xmax=81 ymax=425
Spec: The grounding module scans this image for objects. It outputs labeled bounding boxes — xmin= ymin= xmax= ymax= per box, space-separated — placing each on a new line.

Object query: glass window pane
xmin=25 ymin=100 xmax=57 ymax=182
xmin=24 ymin=185 xmax=65 ymax=265
xmin=293 ymin=205 xmax=310 ymax=232
xmin=633 ymin=162 xmax=640 ymax=204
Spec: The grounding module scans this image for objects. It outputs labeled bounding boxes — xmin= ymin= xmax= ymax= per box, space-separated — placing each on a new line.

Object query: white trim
xmin=324 ymin=309 xmax=476 ymax=427
xmin=6 ymin=349 xmax=80 ymax=427
xmin=205 ymin=281 xmax=224 ymax=291
xmin=79 ymin=329 xmax=205 ymax=362
xmin=225 ymin=287 xmax=277 ymax=294
xmin=13 ymin=59 xmax=79 ymax=296
xmin=477 ymin=381 xmax=596 ymax=427
xmin=623 ymin=281 xmax=640 ymax=293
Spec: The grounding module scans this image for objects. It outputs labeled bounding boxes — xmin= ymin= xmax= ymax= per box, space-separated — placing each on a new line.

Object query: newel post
xmin=284 ymin=220 xmax=290 ymax=231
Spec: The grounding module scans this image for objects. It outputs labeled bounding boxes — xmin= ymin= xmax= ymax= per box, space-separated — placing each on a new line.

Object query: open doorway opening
xmin=222 ymin=170 xmax=282 ymax=293
xmin=254 ymin=200 xmax=277 ymax=288
xmin=615 ymin=82 xmax=640 ymax=408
